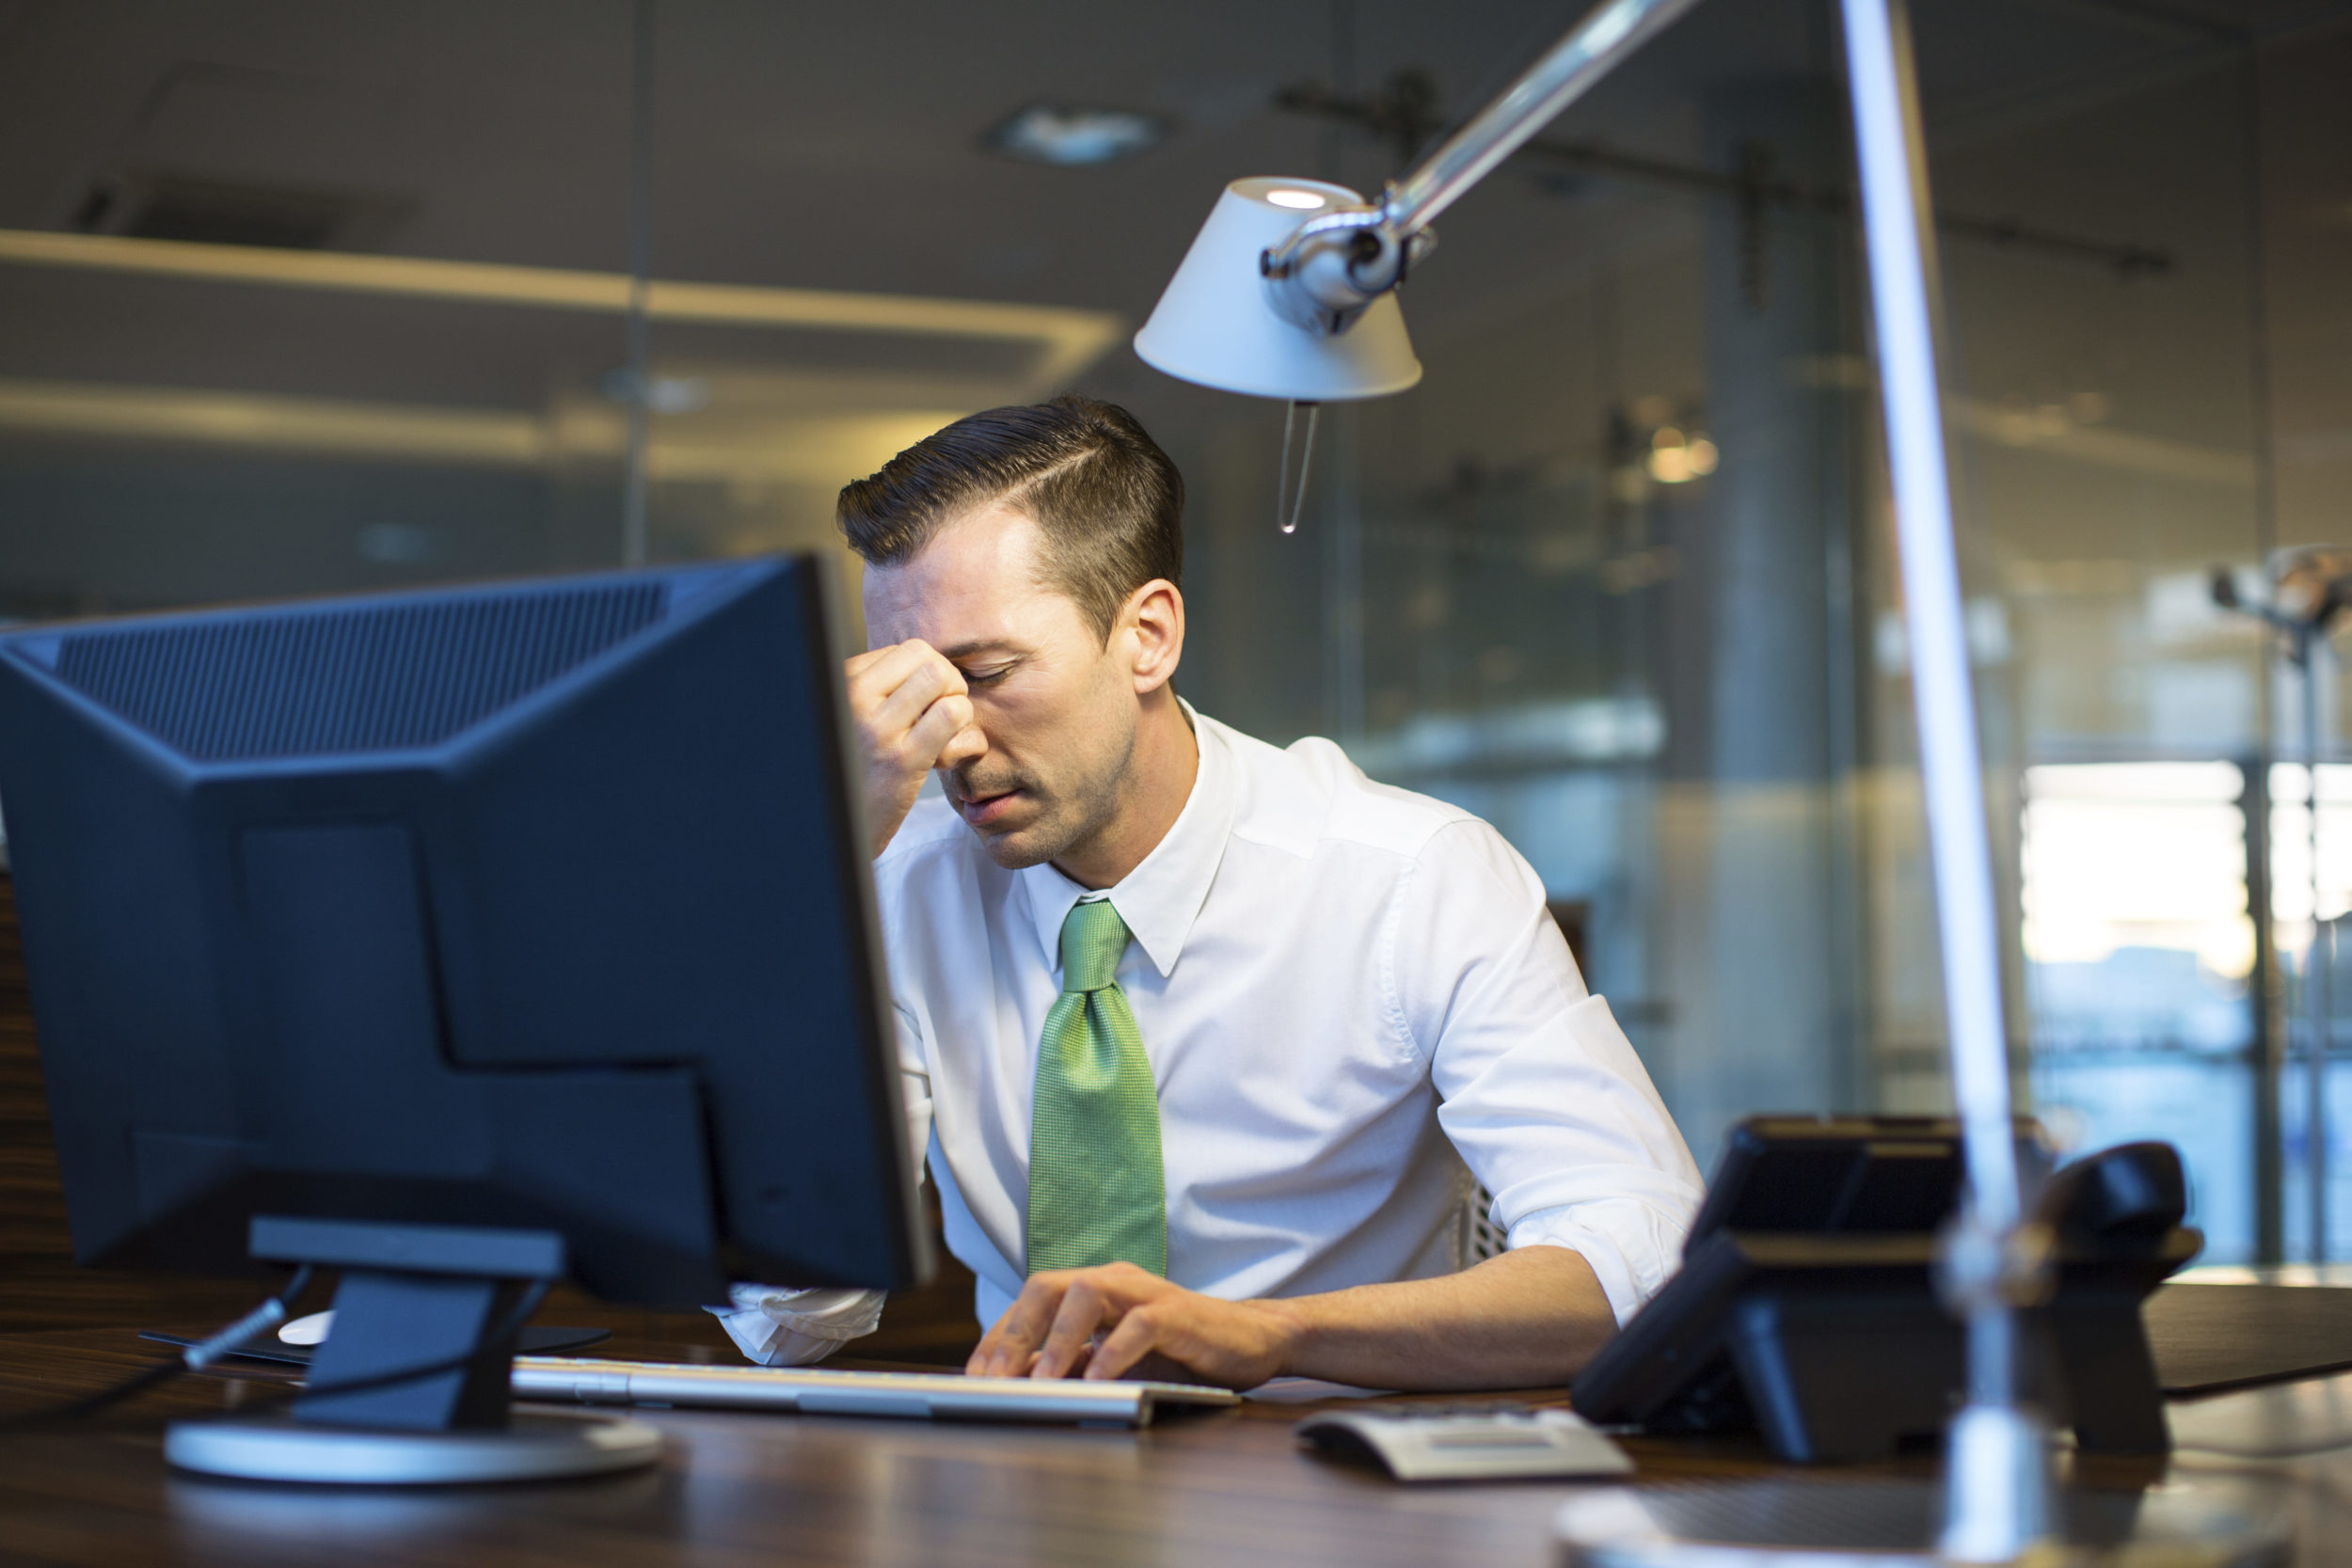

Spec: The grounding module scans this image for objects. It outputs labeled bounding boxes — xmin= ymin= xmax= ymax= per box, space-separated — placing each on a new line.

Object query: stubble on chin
xmin=974 ymin=824 xmax=1057 ymax=871
xmin=966 ymin=730 xmax=1133 ymax=876
xmin=960 ymin=792 xmax=1066 ymax=871
xmin=969 ymin=793 xmax=1099 ymax=873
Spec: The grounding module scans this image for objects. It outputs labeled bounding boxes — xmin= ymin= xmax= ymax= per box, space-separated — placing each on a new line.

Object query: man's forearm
xmin=971 ymin=1246 xmax=1621 ymax=1390
xmin=1259 ymin=1244 xmax=1617 ymax=1390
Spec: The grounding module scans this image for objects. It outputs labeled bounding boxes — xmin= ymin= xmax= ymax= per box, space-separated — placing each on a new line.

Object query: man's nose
xmin=938 ymin=720 xmax=989 ymax=772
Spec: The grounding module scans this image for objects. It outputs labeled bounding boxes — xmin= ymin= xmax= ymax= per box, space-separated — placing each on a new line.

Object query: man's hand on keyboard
xmin=966 ymin=1262 xmax=1300 ymax=1388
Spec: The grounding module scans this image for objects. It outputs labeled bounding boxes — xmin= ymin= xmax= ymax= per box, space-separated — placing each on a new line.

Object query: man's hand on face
xmin=965 ymin=1262 xmax=1300 ymax=1389
xmin=845 ymin=640 xmax=979 ymax=857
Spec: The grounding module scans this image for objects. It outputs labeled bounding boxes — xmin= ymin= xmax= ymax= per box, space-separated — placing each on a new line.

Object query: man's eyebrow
xmin=935 ymin=641 xmax=1023 ymax=662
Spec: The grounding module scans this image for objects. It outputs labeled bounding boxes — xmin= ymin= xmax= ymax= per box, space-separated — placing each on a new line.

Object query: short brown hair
xmin=835 ymin=395 xmax=1184 ymax=641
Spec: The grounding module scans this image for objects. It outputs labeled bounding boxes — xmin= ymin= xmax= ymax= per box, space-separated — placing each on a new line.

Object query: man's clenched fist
xmin=845 ymin=640 xmax=985 ymax=856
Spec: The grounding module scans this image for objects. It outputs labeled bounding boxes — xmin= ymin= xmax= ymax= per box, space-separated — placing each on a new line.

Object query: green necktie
xmin=1025 ymin=898 xmax=1168 ymax=1276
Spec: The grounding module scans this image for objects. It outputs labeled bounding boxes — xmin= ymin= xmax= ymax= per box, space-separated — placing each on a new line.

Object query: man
xmin=717 ymin=395 xmax=1701 ymax=1389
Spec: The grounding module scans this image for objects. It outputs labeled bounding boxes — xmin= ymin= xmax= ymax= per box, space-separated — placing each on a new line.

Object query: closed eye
xmin=961 ymin=662 xmax=1017 ymax=686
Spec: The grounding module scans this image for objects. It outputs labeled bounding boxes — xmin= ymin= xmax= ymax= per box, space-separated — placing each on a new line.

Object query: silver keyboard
xmin=512 ymin=1355 xmax=1240 ymax=1428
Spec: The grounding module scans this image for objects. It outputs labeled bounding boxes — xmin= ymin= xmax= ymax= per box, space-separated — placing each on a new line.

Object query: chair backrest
xmin=1461 ymin=1183 xmax=1507 ymax=1267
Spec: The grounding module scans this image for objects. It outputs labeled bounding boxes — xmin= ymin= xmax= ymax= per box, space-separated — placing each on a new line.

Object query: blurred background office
xmin=0 ymin=0 xmax=2344 ymax=1264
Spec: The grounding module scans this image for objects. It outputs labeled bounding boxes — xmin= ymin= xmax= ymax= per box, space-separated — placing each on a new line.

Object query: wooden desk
xmin=0 ymin=1326 xmax=1586 ymax=1567
xmin=1 ymin=1324 xmax=2344 ymax=1568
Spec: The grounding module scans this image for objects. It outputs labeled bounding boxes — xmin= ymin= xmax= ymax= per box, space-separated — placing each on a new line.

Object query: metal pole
xmin=2309 ymin=630 xmax=2332 ymax=1259
xmin=2248 ymin=752 xmax=2286 ymax=1263
xmin=1380 ymin=0 xmax=1704 ymax=236
xmin=1836 ymin=0 xmax=2048 ymax=1558
xmin=621 ymin=0 xmax=655 ymax=569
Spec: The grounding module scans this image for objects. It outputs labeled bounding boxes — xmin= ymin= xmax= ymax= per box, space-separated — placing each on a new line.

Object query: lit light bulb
xmin=1645 ymin=425 xmax=1717 ymax=484
xmin=1647 ymin=426 xmax=1691 ymax=484
xmin=1265 ymin=189 xmax=1327 ymax=210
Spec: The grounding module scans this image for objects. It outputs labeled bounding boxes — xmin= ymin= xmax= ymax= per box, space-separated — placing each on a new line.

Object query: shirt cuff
xmin=706 ymin=1284 xmax=886 ymax=1367
xmin=1500 ymin=1193 xmax=1696 ymax=1326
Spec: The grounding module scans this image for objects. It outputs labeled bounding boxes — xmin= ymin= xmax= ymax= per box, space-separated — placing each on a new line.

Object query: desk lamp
xmin=1136 ymin=0 xmax=2274 ymax=1561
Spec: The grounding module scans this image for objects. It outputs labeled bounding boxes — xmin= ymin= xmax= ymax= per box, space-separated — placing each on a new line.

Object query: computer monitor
xmin=0 ymin=555 xmax=928 ymax=1481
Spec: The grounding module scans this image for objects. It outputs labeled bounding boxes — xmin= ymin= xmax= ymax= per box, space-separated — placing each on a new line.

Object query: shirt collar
xmin=1017 ymin=701 xmax=1235 ymax=981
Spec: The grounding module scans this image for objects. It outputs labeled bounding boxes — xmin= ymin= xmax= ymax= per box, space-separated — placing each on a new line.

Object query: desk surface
xmin=4 ymin=1325 xmax=2350 ymax=1568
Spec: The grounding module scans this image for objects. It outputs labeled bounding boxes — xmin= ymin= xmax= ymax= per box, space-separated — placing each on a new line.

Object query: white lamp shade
xmin=1134 ymin=177 xmax=1422 ymax=402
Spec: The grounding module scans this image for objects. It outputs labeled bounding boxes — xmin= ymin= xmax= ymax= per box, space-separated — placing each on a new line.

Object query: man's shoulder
xmin=872 ymin=794 xmax=973 ymax=889
xmin=1207 ymin=714 xmax=1481 ymax=866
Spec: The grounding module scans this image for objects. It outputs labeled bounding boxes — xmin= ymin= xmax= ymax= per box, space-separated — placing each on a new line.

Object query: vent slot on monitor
xmin=54 ymin=582 xmax=667 ymax=760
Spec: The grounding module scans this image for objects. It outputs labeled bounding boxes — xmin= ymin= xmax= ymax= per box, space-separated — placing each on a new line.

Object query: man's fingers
xmin=848 ymin=641 xmax=964 ymax=727
xmin=845 ymin=641 xmax=977 ymax=856
xmin=969 ymin=1267 xmax=1173 ymax=1381
xmin=842 ymin=642 xmax=906 ymax=682
xmin=968 ymin=1314 xmax=1032 ymax=1378
xmin=907 ymin=693 xmax=976 ymax=763
xmin=867 ymin=653 xmax=966 ymax=742
xmin=1082 ymin=1305 xmax=1164 ymax=1383
xmin=844 ymin=640 xmax=931 ymax=697
xmin=997 ymin=1275 xmax=1069 ymax=1352
xmin=968 ymin=1275 xmax=1069 ymax=1377
xmin=875 ymin=675 xmax=966 ymax=766
xmin=1031 ymin=1281 xmax=1113 ymax=1381
xmin=848 ymin=641 xmax=976 ymax=785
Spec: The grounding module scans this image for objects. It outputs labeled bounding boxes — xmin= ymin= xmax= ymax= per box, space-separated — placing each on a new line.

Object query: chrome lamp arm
xmin=1259 ymin=0 xmax=1704 ymax=328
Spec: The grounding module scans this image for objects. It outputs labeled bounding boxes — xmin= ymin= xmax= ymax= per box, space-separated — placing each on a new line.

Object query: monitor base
xmin=165 ymin=1412 xmax=663 ymax=1485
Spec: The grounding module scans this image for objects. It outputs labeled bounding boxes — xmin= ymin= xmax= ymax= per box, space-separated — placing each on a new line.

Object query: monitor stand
xmin=166 ymin=1216 xmax=662 ymax=1485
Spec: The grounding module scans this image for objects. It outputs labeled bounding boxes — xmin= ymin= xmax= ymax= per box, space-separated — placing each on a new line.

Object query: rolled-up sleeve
xmin=1398 ymin=820 xmax=1704 ymax=1324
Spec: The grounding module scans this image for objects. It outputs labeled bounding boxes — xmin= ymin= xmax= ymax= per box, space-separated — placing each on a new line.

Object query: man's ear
xmin=1120 ymin=579 xmax=1184 ymax=695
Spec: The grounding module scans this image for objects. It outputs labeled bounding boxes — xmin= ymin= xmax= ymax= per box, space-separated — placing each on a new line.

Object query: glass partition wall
xmin=1126 ymin=0 xmax=2322 ymax=1262
xmin=0 ymin=0 xmax=2341 ymax=1262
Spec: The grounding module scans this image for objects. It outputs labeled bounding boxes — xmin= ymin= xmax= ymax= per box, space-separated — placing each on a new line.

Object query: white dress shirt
xmin=716 ymin=706 xmax=1702 ymax=1363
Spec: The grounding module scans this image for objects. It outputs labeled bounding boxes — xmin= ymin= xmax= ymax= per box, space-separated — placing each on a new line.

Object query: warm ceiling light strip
xmin=0 ymin=375 xmax=977 ymax=486
xmin=0 ymin=377 xmax=547 ymax=467
xmin=0 ymin=230 xmax=1123 ymax=388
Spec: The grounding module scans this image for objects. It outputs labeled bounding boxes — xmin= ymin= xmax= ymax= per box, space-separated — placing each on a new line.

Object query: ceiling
xmin=0 ymin=0 xmax=2318 ymax=356
xmin=0 ymin=0 xmax=2342 ymax=618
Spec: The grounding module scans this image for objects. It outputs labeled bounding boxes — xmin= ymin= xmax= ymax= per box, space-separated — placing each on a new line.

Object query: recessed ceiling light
xmin=1265 ymin=188 xmax=1327 ymax=210
xmin=983 ymin=103 xmax=1168 ymax=166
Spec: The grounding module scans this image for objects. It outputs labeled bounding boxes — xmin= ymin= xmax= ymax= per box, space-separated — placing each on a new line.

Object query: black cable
xmin=0 ymin=1265 xmax=316 ymax=1431
xmin=4 ymin=1274 xmax=556 ymax=1431
xmin=0 ymin=1356 xmax=192 ymax=1430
